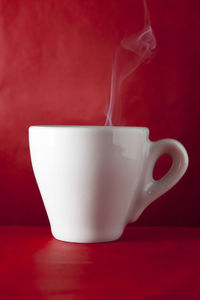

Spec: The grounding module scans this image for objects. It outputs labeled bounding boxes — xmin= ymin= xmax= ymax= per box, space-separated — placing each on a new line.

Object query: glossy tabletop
xmin=0 ymin=226 xmax=200 ymax=299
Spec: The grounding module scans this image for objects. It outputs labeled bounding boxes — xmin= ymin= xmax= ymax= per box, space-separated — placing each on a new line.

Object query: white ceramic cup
xmin=29 ymin=126 xmax=188 ymax=243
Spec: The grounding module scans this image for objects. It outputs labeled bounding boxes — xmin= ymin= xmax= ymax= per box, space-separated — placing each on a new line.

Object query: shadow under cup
xmin=29 ymin=126 xmax=188 ymax=243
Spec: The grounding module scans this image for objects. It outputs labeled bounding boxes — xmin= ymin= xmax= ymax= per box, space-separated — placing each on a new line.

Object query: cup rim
xmin=29 ymin=125 xmax=149 ymax=132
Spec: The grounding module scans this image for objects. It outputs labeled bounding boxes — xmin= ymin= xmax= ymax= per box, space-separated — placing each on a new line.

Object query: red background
xmin=0 ymin=0 xmax=199 ymax=226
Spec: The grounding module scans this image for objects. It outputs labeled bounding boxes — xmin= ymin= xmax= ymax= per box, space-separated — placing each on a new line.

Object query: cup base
xmin=51 ymin=228 xmax=124 ymax=243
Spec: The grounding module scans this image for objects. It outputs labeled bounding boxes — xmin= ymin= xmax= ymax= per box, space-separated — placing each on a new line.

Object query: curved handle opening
xmin=153 ymin=153 xmax=173 ymax=180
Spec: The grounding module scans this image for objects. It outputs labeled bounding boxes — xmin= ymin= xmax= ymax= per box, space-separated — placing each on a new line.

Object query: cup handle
xmin=142 ymin=138 xmax=189 ymax=208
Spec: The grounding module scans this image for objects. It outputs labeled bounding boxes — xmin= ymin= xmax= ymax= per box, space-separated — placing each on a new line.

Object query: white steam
xmin=105 ymin=0 xmax=156 ymax=126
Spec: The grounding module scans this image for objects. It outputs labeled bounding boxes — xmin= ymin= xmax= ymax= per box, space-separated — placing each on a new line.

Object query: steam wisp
xmin=105 ymin=0 xmax=156 ymax=126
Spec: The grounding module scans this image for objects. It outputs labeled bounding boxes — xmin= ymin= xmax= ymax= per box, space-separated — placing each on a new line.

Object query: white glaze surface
xmin=29 ymin=126 xmax=188 ymax=243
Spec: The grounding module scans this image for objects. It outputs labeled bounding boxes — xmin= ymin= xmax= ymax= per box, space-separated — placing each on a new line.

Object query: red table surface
xmin=0 ymin=226 xmax=200 ymax=300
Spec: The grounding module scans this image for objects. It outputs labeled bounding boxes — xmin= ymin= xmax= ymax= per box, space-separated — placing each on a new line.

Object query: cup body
xmin=29 ymin=126 xmax=150 ymax=242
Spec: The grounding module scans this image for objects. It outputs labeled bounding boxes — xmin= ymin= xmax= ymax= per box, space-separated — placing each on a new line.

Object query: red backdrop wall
xmin=0 ymin=0 xmax=199 ymax=226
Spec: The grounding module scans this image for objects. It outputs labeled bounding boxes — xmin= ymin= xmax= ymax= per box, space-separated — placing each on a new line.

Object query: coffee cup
xmin=29 ymin=126 xmax=188 ymax=243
